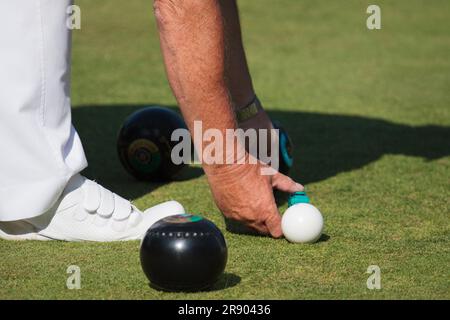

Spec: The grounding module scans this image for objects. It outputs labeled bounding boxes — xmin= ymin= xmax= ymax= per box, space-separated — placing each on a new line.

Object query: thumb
xmin=271 ymin=172 xmax=304 ymax=193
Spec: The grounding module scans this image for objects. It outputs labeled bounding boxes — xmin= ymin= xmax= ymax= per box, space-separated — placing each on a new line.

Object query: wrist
xmin=203 ymin=151 xmax=256 ymax=179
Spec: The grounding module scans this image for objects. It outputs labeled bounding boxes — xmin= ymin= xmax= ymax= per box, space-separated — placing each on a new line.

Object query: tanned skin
xmin=153 ymin=0 xmax=303 ymax=237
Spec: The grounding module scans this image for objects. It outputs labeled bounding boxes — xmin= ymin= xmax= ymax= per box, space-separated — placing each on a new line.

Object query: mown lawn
xmin=0 ymin=0 xmax=449 ymax=299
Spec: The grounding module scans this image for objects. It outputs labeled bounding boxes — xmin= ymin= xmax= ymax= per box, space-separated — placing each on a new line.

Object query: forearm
xmin=154 ymin=0 xmax=236 ymax=151
xmin=219 ymin=0 xmax=255 ymax=108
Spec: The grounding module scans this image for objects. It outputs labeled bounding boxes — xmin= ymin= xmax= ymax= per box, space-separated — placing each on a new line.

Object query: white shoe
xmin=0 ymin=174 xmax=185 ymax=241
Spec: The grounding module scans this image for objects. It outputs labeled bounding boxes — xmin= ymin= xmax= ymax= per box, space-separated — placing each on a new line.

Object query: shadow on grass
xmin=148 ymin=272 xmax=241 ymax=292
xmin=224 ymin=217 xmax=331 ymax=242
xmin=209 ymin=272 xmax=241 ymax=291
xmin=317 ymin=233 xmax=330 ymax=243
xmin=72 ymin=104 xmax=450 ymax=201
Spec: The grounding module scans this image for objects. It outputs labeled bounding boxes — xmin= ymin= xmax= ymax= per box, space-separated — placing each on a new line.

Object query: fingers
xmin=264 ymin=211 xmax=283 ymax=238
xmin=247 ymin=202 xmax=283 ymax=238
xmin=248 ymin=214 xmax=283 ymax=238
xmin=272 ymin=172 xmax=304 ymax=193
xmin=247 ymin=221 xmax=270 ymax=235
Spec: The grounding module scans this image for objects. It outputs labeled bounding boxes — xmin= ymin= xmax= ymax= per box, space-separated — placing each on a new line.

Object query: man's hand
xmin=206 ymin=157 xmax=304 ymax=237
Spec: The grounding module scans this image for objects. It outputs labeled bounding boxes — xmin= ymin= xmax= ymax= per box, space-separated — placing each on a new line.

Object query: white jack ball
xmin=281 ymin=203 xmax=324 ymax=243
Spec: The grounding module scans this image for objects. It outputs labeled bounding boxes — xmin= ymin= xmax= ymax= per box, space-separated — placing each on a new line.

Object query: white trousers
xmin=0 ymin=0 xmax=87 ymax=221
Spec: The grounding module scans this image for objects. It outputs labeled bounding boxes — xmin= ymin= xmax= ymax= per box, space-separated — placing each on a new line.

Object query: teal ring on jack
xmin=288 ymin=191 xmax=310 ymax=207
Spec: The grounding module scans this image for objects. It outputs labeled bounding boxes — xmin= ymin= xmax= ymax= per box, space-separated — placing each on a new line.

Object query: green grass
xmin=1 ymin=0 xmax=449 ymax=299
